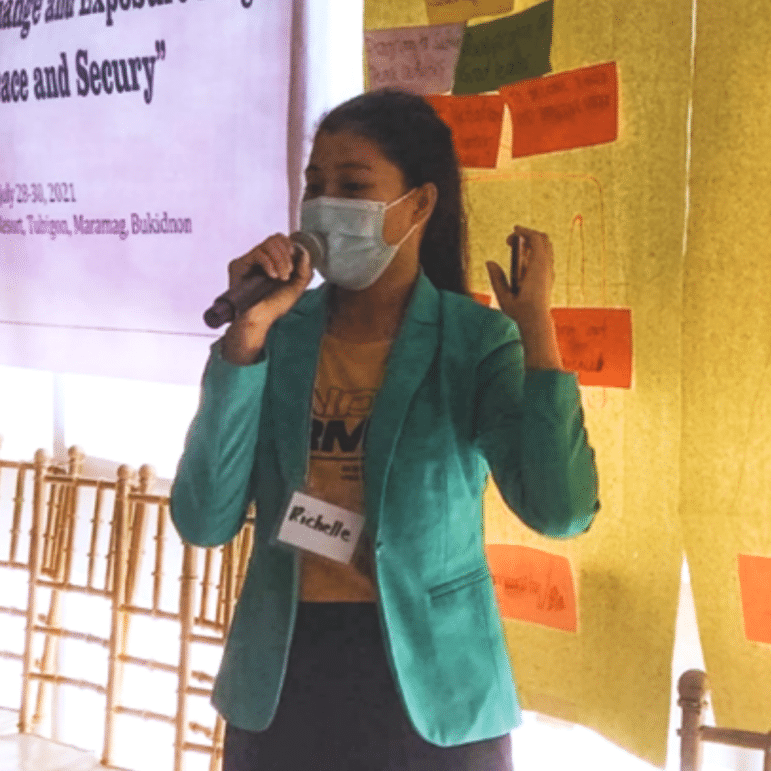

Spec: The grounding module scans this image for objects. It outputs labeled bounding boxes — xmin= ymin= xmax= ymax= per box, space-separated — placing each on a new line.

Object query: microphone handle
xmin=203 ymin=265 xmax=288 ymax=329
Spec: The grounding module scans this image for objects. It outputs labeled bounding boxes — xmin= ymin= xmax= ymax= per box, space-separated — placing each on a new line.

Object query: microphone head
xmin=290 ymin=231 xmax=325 ymax=269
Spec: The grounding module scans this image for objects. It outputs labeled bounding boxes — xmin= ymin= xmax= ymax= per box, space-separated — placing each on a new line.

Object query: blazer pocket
xmin=429 ymin=566 xmax=489 ymax=601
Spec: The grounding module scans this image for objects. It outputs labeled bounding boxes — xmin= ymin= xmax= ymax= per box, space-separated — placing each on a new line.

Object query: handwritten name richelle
xmin=287 ymin=505 xmax=352 ymax=542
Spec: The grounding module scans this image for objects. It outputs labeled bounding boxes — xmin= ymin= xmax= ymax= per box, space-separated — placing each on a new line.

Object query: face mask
xmin=299 ymin=189 xmax=418 ymax=290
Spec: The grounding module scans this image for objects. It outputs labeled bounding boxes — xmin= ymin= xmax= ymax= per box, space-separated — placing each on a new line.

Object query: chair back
xmin=678 ymin=669 xmax=771 ymax=771
xmin=114 ymin=472 xmax=254 ymax=771
xmin=18 ymin=448 xmax=127 ymax=762
xmin=0 ymin=440 xmax=35 ymax=717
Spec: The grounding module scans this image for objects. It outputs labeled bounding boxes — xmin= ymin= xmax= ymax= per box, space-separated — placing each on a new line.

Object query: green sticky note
xmin=453 ymin=0 xmax=553 ymax=95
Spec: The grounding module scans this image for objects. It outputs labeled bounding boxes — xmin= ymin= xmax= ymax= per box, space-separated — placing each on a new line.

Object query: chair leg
xmin=20 ymin=450 xmax=49 ymax=733
xmin=175 ymin=544 xmax=198 ymax=771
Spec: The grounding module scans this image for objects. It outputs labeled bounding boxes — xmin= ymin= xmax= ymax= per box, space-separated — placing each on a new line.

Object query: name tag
xmin=275 ymin=491 xmax=364 ymax=565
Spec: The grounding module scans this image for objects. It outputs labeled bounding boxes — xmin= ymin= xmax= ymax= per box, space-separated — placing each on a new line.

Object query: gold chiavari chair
xmin=678 ymin=669 xmax=771 ymax=771
xmin=0 ymin=438 xmax=35 ymax=732
xmin=177 ymin=514 xmax=254 ymax=771
xmin=102 ymin=463 xmax=183 ymax=771
xmin=18 ymin=448 xmax=126 ymax=768
xmin=111 ymin=468 xmax=254 ymax=771
xmin=0 ymin=446 xmax=121 ymax=770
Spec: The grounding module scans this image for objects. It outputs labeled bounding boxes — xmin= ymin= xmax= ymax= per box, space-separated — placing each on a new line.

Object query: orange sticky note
xmin=472 ymin=292 xmax=492 ymax=306
xmin=425 ymin=93 xmax=504 ymax=169
xmin=551 ymin=307 xmax=632 ymax=388
xmin=501 ymin=61 xmax=618 ymax=157
xmin=485 ymin=544 xmax=577 ymax=632
xmin=738 ymin=554 xmax=771 ymax=644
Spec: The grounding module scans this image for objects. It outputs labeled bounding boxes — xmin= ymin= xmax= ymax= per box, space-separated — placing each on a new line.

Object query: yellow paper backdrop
xmin=366 ymin=1 xmax=693 ymax=765
xmin=681 ymin=1 xmax=771 ymax=732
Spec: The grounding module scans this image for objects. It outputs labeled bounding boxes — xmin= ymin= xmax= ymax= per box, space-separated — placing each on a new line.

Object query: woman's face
xmin=303 ymin=129 xmax=417 ymax=247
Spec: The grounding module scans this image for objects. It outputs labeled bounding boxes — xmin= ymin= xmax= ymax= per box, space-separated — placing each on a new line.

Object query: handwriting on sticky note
xmin=551 ymin=307 xmax=632 ymax=388
xmin=365 ymin=23 xmax=464 ymax=95
xmin=501 ymin=61 xmax=618 ymax=157
xmin=452 ymin=0 xmax=553 ymax=95
xmin=425 ymin=0 xmax=513 ymax=25
xmin=738 ymin=554 xmax=771 ymax=645
xmin=485 ymin=544 xmax=577 ymax=632
xmin=425 ymin=93 xmax=504 ymax=168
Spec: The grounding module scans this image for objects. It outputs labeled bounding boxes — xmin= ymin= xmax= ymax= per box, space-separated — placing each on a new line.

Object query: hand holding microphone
xmin=204 ymin=231 xmax=324 ymax=328
xmin=209 ymin=231 xmax=323 ymax=365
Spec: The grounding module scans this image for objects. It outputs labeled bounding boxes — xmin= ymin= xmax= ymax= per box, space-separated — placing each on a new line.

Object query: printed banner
xmin=0 ymin=2 xmax=294 ymax=383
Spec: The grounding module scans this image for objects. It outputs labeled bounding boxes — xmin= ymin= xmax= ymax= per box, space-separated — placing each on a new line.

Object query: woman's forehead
xmin=307 ymin=130 xmax=393 ymax=172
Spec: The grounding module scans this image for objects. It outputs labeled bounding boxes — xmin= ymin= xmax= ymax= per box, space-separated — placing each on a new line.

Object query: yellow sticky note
xmin=425 ymin=0 xmax=513 ymax=25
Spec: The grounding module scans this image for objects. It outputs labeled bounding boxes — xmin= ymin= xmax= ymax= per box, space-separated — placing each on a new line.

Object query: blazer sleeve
xmin=474 ymin=320 xmax=600 ymax=538
xmin=170 ymin=341 xmax=268 ymax=547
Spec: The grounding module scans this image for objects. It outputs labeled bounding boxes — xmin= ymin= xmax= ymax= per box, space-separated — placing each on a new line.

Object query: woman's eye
xmin=342 ymin=182 xmax=369 ymax=194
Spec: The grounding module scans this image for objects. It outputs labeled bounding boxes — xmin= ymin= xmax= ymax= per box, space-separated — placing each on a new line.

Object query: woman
xmin=171 ymin=89 xmax=599 ymax=770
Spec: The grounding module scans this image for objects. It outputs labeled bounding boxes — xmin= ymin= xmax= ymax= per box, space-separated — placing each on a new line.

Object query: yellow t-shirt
xmin=300 ymin=333 xmax=392 ymax=602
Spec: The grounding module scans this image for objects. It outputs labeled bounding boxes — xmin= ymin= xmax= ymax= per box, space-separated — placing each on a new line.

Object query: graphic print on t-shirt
xmin=311 ymin=386 xmax=377 ymax=484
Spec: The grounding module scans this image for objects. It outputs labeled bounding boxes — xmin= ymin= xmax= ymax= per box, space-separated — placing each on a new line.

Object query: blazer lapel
xmin=269 ymin=287 xmax=328 ymax=489
xmin=364 ymin=273 xmax=441 ymax=538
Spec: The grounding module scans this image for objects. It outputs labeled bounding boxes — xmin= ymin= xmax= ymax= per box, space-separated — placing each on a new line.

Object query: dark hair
xmin=317 ymin=89 xmax=468 ymax=295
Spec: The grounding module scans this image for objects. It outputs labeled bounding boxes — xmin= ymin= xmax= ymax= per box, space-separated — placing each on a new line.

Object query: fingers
xmin=485 ymin=260 xmax=511 ymax=306
xmin=507 ymin=226 xmax=552 ymax=257
xmin=506 ymin=226 xmax=554 ymax=280
xmin=228 ymin=233 xmax=297 ymax=288
xmin=286 ymin=249 xmax=313 ymax=292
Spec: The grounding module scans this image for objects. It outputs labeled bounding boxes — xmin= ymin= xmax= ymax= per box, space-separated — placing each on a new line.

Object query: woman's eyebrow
xmin=305 ymin=162 xmax=373 ymax=172
xmin=337 ymin=162 xmax=373 ymax=170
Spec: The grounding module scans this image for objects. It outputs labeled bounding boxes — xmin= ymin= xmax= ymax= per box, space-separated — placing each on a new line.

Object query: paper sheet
xmin=486 ymin=544 xmax=578 ymax=632
xmin=680 ymin=1 xmax=771 ymax=732
xmin=501 ymin=61 xmax=618 ymax=157
xmin=737 ymin=555 xmax=771 ymax=645
xmin=453 ymin=1 xmax=553 ymax=95
xmin=367 ymin=0 xmax=693 ymax=765
xmin=364 ymin=23 xmax=464 ymax=94
xmin=424 ymin=0 xmax=513 ymax=25
xmin=551 ymin=307 xmax=632 ymax=388
xmin=425 ymin=93 xmax=505 ymax=167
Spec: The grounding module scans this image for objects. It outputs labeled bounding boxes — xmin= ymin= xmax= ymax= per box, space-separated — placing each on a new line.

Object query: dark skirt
xmin=223 ymin=601 xmax=513 ymax=771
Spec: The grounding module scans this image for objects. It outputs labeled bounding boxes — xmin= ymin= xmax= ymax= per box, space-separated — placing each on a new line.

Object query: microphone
xmin=203 ymin=231 xmax=325 ymax=329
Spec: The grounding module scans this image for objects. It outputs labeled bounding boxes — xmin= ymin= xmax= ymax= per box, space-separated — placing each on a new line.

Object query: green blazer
xmin=171 ymin=272 xmax=599 ymax=747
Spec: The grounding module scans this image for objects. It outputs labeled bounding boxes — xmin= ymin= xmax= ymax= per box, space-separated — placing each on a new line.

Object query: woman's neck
xmin=327 ymin=267 xmax=418 ymax=343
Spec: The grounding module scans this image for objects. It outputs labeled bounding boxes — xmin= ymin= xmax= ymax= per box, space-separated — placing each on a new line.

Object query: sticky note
xmin=425 ymin=93 xmax=505 ymax=167
xmin=425 ymin=0 xmax=513 ymax=25
xmin=737 ymin=554 xmax=771 ymax=645
xmin=486 ymin=544 xmax=577 ymax=632
xmin=365 ymin=23 xmax=465 ymax=95
xmin=472 ymin=291 xmax=492 ymax=306
xmin=501 ymin=61 xmax=618 ymax=157
xmin=453 ymin=1 xmax=553 ymax=95
xmin=551 ymin=307 xmax=632 ymax=388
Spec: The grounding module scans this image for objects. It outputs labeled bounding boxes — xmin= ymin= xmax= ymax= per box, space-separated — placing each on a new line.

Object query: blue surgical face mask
xmin=299 ymin=189 xmax=418 ymax=290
